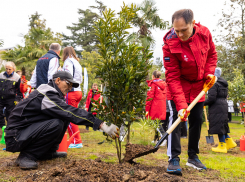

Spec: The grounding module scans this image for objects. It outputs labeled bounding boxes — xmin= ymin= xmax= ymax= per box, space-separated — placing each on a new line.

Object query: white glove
xmin=100 ymin=122 xmax=119 ymax=139
xmin=178 ymin=109 xmax=190 ymax=122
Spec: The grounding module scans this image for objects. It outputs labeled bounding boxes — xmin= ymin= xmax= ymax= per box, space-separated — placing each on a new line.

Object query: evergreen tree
xmin=216 ymin=0 xmax=245 ymax=81
xmin=62 ymin=1 xmax=106 ymax=53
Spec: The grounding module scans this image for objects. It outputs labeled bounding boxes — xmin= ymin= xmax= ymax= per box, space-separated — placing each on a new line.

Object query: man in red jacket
xmin=162 ymin=9 xmax=217 ymax=175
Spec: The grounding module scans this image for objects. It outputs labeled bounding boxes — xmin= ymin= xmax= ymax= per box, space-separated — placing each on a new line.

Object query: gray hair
xmin=5 ymin=61 xmax=16 ymax=71
xmin=49 ymin=43 xmax=61 ymax=52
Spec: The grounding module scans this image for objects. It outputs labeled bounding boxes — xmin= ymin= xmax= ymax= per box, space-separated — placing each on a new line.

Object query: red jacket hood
xmin=147 ymin=79 xmax=165 ymax=90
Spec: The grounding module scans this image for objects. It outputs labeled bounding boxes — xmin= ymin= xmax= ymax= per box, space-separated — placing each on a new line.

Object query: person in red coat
xmin=85 ymin=83 xmax=102 ymax=129
xmin=162 ymin=9 xmax=217 ymax=174
xmin=145 ymin=71 xmax=166 ymax=142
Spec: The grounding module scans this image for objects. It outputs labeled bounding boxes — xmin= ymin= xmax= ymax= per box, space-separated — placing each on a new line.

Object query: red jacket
xmin=145 ymin=78 xmax=166 ymax=120
xmin=162 ymin=23 xmax=217 ymax=111
xmin=20 ymin=76 xmax=31 ymax=97
xmin=85 ymin=89 xmax=101 ymax=115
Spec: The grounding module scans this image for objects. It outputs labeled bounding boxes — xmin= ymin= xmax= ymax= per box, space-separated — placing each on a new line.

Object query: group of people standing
xmin=145 ymin=9 xmax=237 ymax=176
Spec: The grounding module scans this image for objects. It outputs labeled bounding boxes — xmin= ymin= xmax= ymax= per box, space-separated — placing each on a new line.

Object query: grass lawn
xmin=0 ymin=115 xmax=245 ymax=181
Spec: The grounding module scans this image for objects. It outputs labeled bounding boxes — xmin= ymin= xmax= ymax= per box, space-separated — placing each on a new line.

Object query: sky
xmin=0 ymin=0 xmax=226 ymax=60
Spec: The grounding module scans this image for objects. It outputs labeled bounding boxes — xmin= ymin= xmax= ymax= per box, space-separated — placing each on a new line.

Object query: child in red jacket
xmin=145 ymin=71 xmax=166 ymax=143
xmin=85 ymin=83 xmax=102 ymax=130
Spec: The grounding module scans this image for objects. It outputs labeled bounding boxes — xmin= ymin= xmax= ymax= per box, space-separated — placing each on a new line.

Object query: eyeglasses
xmin=64 ymin=80 xmax=73 ymax=87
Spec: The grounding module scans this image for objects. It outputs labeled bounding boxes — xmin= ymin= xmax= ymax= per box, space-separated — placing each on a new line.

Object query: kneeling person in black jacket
xmin=5 ymin=71 xmax=119 ymax=170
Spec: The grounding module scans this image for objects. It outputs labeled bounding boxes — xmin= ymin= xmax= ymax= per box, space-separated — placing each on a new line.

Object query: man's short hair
xmin=172 ymin=9 xmax=194 ymax=24
xmin=49 ymin=43 xmax=61 ymax=52
xmin=5 ymin=61 xmax=16 ymax=71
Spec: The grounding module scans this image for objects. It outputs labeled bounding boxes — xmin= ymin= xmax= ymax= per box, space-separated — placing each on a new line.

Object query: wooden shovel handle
xmin=203 ymin=106 xmax=209 ymax=130
xmin=167 ymin=90 xmax=206 ymax=134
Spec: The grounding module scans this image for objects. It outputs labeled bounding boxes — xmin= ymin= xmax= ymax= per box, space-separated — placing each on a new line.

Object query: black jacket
xmin=5 ymin=81 xmax=102 ymax=136
xmin=204 ymin=77 xmax=230 ymax=135
xmin=0 ymin=72 xmax=22 ymax=101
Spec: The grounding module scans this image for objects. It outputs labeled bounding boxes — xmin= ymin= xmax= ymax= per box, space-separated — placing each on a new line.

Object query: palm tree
xmin=0 ymin=12 xmax=62 ymax=79
xmin=130 ymin=0 xmax=168 ymax=48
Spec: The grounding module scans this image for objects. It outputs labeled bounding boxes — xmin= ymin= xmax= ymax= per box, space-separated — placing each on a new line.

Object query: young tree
xmin=94 ymin=3 xmax=152 ymax=163
xmin=0 ymin=12 xmax=62 ymax=79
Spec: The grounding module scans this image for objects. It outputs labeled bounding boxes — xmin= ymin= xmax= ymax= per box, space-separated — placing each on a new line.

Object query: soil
xmin=235 ymin=140 xmax=240 ymax=147
xmin=17 ymin=158 xmax=219 ymax=182
xmin=123 ymin=143 xmax=158 ymax=163
xmin=0 ymin=144 xmax=221 ymax=182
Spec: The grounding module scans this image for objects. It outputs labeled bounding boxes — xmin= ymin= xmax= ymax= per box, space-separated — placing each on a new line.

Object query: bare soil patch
xmin=0 ymin=155 xmax=221 ymax=182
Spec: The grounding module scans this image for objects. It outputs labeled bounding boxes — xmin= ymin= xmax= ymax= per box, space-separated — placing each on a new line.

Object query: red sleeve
xmin=163 ymin=43 xmax=188 ymax=111
xmin=204 ymin=31 xmax=217 ymax=78
xmin=145 ymin=84 xmax=155 ymax=112
xmin=85 ymin=93 xmax=91 ymax=109
xmin=20 ymin=83 xmax=28 ymax=93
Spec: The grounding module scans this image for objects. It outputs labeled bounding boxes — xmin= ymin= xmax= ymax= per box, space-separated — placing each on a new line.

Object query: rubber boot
xmin=225 ymin=138 xmax=237 ymax=149
xmin=212 ymin=142 xmax=227 ymax=153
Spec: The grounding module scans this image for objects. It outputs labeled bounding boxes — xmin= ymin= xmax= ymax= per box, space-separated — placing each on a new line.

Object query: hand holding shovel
xmin=155 ymin=76 xmax=217 ymax=148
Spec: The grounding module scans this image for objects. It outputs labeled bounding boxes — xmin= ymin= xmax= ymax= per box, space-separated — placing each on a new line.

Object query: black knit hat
xmin=53 ymin=71 xmax=79 ymax=88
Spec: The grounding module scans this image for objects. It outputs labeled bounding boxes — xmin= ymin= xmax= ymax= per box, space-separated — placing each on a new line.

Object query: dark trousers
xmin=228 ymin=112 xmax=232 ymax=122
xmin=5 ymin=119 xmax=69 ymax=161
xmin=167 ymin=100 xmax=204 ymax=160
xmin=154 ymin=113 xmax=170 ymax=141
xmin=0 ymin=98 xmax=16 ymax=127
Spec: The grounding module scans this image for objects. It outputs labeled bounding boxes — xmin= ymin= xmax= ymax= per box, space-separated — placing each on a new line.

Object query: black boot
xmin=15 ymin=153 xmax=38 ymax=170
xmin=39 ymin=152 xmax=67 ymax=160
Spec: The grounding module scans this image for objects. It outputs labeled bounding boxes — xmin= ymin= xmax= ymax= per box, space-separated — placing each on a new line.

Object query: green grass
xmin=0 ymin=119 xmax=245 ymax=181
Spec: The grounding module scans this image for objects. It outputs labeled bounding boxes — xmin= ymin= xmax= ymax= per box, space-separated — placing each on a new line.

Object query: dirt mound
xmin=123 ymin=143 xmax=158 ymax=163
xmin=24 ymin=159 xmax=190 ymax=182
xmin=235 ymin=140 xmax=240 ymax=147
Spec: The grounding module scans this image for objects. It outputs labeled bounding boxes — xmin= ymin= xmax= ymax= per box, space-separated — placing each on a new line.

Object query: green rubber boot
xmin=0 ymin=126 xmax=6 ymax=145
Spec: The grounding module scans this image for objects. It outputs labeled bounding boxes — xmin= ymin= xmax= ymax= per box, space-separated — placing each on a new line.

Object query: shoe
xmin=212 ymin=142 xmax=227 ymax=153
xmin=167 ymin=158 xmax=182 ymax=175
xmin=186 ymin=158 xmax=207 ymax=170
xmin=225 ymin=138 xmax=237 ymax=149
xmin=39 ymin=152 xmax=67 ymax=160
xmin=69 ymin=143 xmax=83 ymax=148
xmin=15 ymin=153 xmax=38 ymax=170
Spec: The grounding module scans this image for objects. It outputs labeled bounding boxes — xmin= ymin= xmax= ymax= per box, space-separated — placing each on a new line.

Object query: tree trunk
xmin=127 ymin=122 xmax=131 ymax=144
xmin=115 ymin=138 xmax=122 ymax=163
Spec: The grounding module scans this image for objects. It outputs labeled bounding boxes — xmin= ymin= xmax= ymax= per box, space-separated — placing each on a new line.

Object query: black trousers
xmin=228 ymin=112 xmax=232 ymax=122
xmin=5 ymin=119 xmax=69 ymax=161
xmin=167 ymin=100 xmax=204 ymax=160
xmin=0 ymin=98 xmax=16 ymax=127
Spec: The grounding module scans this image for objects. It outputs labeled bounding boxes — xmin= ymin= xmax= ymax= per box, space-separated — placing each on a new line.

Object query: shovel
xmin=123 ymin=77 xmax=217 ymax=162
xmin=154 ymin=76 xmax=217 ymax=148
xmin=203 ymin=106 xmax=214 ymax=144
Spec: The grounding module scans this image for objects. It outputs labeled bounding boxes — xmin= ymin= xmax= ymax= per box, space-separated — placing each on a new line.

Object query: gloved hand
xmin=100 ymin=122 xmax=119 ymax=139
xmin=203 ymin=74 xmax=217 ymax=92
xmin=178 ymin=109 xmax=190 ymax=122
xmin=145 ymin=111 xmax=149 ymax=117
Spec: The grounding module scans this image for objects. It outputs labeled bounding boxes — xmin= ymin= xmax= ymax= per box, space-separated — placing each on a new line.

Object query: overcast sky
xmin=0 ymin=0 xmax=226 ymax=60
